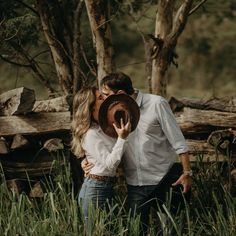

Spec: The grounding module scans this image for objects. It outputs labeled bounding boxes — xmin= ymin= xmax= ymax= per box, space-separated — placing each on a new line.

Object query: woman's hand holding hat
xmin=98 ymin=94 xmax=140 ymax=138
xmin=113 ymin=118 xmax=131 ymax=139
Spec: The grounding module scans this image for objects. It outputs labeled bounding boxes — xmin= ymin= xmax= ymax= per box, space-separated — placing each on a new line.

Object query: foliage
xmin=0 ymin=152 xmax=236 ymax=235
xmin=0 ymin=0 xmax=58 ymax=97
xmin=0 ymin=0 xmax=235 ymax=98
xmin=167 ymin=0 xmax=236 ymax=97
xmin=0 ymin=0 xmax=39 ymax=60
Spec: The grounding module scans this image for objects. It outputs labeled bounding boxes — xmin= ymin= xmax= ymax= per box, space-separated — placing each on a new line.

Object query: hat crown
xmin=99 ymin=94 xmax=140 ymax=138
xmin=107 ymin=102 xmax=130 ymax=128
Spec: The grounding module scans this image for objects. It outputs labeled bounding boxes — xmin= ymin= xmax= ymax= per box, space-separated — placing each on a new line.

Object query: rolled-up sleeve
xmin=156 ymin=98 xmax=188 ymax=154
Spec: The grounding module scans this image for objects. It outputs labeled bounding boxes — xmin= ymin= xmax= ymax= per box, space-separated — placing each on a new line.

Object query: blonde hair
xmin=71 ymin=87 xmax=96 ymax=158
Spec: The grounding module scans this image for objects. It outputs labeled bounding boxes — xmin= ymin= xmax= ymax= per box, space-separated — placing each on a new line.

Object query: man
xmin=83 ymin=72 xmax=192 ymax=235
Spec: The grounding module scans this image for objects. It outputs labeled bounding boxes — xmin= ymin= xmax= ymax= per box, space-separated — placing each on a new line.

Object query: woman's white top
xmin=82 ymin=125 xmax=126 ymax=177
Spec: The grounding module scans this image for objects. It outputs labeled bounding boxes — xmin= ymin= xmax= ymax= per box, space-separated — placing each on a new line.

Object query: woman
xmin=71 ymin=87 xmax=131 ymax=225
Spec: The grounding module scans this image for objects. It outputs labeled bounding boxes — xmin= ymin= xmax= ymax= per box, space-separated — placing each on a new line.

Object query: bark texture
xmin=151 ymin=0 xmax=194 ymax=96
xmin=85 ymin=0 xmax=115 ymax=85
xmin=36 ymin=0 xmax=84 ymax=94
xmin=0 ymin=112 xmax=70 ymax=136
xmin=176 ymin=108 xmax=236 ymax=135
xmin=169 ymin=96 xmax=236 ymax=113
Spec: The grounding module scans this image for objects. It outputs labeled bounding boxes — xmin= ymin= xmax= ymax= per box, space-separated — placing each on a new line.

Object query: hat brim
xmin=98 ymin=94 xmax=140 ymax=138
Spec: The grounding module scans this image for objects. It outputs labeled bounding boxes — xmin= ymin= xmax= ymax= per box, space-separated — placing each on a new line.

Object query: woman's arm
xmin=83 ymin=119 xmax=131 ymax=172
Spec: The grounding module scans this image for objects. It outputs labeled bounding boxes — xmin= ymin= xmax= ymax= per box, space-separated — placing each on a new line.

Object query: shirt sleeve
xmin=156 ymin=97 xmax=188 ymax=154
xmin=82 ymin=130 xmax=126 ymax=172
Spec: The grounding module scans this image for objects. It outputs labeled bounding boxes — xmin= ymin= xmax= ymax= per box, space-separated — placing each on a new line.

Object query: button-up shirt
xmin=82 ymin=125 xmax=126 ymax=177
xmin=123 ymin=91 xmax=188 ymax=186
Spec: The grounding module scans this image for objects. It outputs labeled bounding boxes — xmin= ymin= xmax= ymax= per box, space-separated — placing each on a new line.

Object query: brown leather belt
xmin=87 ymin=174 xmax=116 ymax=183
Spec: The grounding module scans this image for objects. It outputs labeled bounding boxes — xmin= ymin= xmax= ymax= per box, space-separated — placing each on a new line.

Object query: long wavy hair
xmin=71 ymin=87 xmax=96 ymax=158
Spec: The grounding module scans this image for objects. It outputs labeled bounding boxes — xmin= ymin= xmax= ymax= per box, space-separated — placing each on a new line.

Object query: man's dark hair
xmin=100 ymin=72 xmax=135 ymax=95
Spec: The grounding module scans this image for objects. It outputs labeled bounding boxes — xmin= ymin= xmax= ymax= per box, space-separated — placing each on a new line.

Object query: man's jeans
xmin=78 ymin=177 xmax=114 ymax=230
xmin=127 ymin=163 xmax=191 ymax=235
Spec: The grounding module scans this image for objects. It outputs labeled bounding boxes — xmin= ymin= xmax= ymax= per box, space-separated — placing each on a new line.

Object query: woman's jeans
xmin=78 ymin=177 xmax=114 ymax=231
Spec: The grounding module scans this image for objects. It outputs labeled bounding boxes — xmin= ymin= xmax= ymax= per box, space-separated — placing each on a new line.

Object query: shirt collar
xmin=135 ymin=90 xmax=143 ymax=108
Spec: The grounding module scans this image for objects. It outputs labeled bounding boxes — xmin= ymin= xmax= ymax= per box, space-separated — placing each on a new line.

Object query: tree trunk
xmin=151 ymin=0 xmax=174 ymax=96
xmin=37 ymin=1 xmax=85 ymax=95
xmin=72 ymin=1 xmax=84 ymax=94
xmin=151 ymin=0 xmax=194 ymax=97
xmin=85 ymin=0 xmax=115 ymax=85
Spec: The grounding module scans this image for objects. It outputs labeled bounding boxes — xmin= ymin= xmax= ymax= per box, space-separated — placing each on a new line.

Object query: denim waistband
xmin=87 ymin=174 xmax=116 ymax=183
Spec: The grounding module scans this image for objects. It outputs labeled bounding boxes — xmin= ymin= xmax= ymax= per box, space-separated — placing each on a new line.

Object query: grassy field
xmin=0 ymin=154 xmax=235 ymax=236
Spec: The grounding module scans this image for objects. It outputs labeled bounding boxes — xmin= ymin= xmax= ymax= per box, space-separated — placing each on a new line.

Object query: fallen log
xmin=6 ymin=179 xmax=44 ymax=196
xmin=186 ymin=139 xmax=235 ymax=162
xmin=43 ymin=138 xmax=64 ymax=152
xmin=6 ymin=179 xmax=28 ymax=196
xmin=176 ymin=108 xmax=236 ymax=135
xmin=11 ymin=134 xmax=30 ymax=150
xmin=29 ymin=181 xmax=44 ymax=198
xmin=0 ymin=137 xmax=9 ymax=154
xmin=33 ymin=95 xmax=72 ymax=113
xmin=207 ymin=129 xmax=236 ymax=155
xmin=0 ymin=87 xmax=35 ymax=116
xmin=1 ymin=159 xmax=64 ymax=178
xmin=0 ymin=148 xmax=70 ymax=178
xmin=169 ymin=96 xmax=236 ymax=113
xmin=2 ymin=108 xmax=235 ymax=138
xmin=0 ymin=112 xmax=71 ymax=136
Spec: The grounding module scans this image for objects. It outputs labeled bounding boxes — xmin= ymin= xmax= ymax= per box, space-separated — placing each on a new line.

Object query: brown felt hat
xmin=98 ymin=94 xmax=140 ymax=138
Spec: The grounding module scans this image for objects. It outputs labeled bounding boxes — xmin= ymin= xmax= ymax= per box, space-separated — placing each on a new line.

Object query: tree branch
xmin=189 ymin=0 xmax=208 ymax=16
xmin=9 ymin=42 xmax=55 ymax=94
xmin=85 ymin=0 xmax=115 ymax=83
xmin=32 ymin=49 xmax=50 ymax=59
xmin=37 ymin=0 xmax=73 ymax=94
xmin=168 ymin=0 xmax=193 ymax=44
xmin=126 ymin=1 xmax=152 ymax=92
xmin=80 ymin=44 xmax=96 ymax=77
xmin=0 ymin=54 xmax=31 ymax=68
xmin=15 ymin=0 xmax=39 ymax=16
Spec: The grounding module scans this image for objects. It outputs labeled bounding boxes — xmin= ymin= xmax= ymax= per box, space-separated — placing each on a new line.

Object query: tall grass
xmin=0 ymin=153 xmax=235 ymax=236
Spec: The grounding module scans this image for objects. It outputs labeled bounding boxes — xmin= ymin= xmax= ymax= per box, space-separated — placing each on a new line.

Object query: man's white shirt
xmin=83 ymin=91 xmax=188 ymax=185
xmin=123 ymin=91 xmax=188 ymax=186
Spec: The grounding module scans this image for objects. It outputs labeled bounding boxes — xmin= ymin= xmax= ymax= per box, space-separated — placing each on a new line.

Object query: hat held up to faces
xmin=98 ymin=94 xmax=140 ymax=138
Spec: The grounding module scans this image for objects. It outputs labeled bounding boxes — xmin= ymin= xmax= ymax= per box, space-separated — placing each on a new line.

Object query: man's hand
xmin=175 ymin=152 xmax=192 ymax=193
xmin=172 ymin=174 xmax=192 ymax=193
xmin=81 ymin=158 xmax=94 ymax=176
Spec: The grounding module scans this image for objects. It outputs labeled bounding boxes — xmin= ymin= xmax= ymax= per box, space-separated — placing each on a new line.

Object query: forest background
xmin=0 ymin=0 xmax=235 ymax=99
xmin=0 ymin=2 xmax=236 ymax=234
